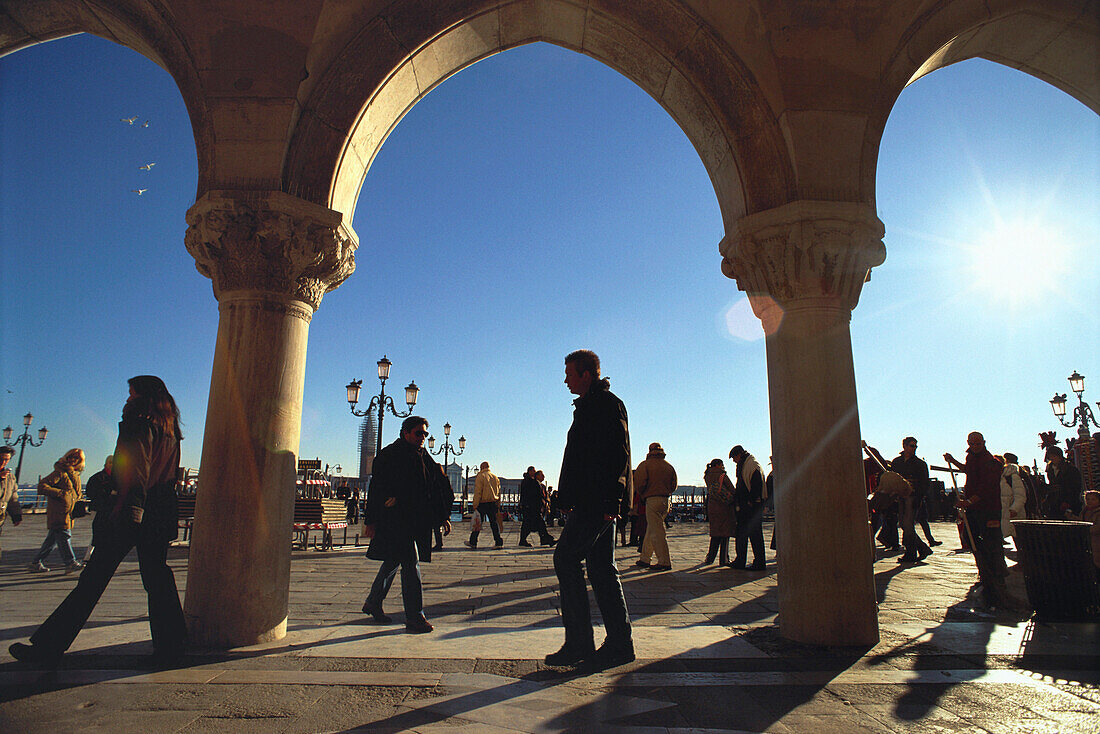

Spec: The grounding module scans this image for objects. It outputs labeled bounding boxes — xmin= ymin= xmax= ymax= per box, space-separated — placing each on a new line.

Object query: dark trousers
xmin=900 ymin=493 xmax=932 ymax=559
xmin=914 ymin=492 xmax=936 ymax=543
xmin=519 ymin=508 xmax=554 ymax=544
xmin=734 ymin=504 xmax=765 ymax=565
xmin=469 ymin=501 xmax=503 ymax=546
xmin=705 ymin=537 xmax=730 ymax=564
xmin=964 ymin=508 xmax=1008 ymax=607
xmin=874 ymin=501 xmax=900 ymax=548
xmin=31 ymin=525 xmax=186 ymax=654
xmin=553 ymin=512 xmax=631 ymax=650
xmin=366 ymin=556 xmax=424 ymax=619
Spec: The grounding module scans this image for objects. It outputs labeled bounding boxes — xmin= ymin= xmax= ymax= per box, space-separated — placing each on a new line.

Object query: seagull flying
xmin=131 ymin=189 xmax=147 ymax=196
xmin=139 ymin=163 xmax=156 ymax=171
xmin=121 ymin=117 xmax=137 ymax=125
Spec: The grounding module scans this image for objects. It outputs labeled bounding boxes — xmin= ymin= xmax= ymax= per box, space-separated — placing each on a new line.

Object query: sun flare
xmin=965 ymin=218 xmax=1073 ymax=307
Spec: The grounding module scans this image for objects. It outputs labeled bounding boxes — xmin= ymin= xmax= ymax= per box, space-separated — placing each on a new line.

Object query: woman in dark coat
xmin=10 ymin=375 xmax=188 ymax=666
xmin=703 ymin=459 xmax=736 ymax=565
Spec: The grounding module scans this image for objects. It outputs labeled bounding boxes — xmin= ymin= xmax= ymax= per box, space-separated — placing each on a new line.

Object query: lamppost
xmin=427 ymin=422 xmax=466 ymax=473
xmin=1050 ymin=370 xmax=1100 ymax=440
xmin=3 ymin=412 xmax=48 ymax=484
xmin=346 ymin=355 xmax=419 ymax=455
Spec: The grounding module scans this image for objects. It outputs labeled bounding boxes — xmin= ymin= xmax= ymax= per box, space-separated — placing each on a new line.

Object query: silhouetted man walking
xmin=547 ymin=349 xmax=634 ymax=668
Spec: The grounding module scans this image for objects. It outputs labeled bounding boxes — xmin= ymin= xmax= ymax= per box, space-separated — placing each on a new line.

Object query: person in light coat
xmin=999 ymin=452 xmax=1027 ymax=541
xmin=467 ymin=461 xmax=504 ymax=548
xmin=29 ymin=448 xmax=85 ymax=573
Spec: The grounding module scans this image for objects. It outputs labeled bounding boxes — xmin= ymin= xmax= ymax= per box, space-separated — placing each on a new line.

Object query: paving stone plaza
xmin=1 ymin=513 xmax=1097 ymax=732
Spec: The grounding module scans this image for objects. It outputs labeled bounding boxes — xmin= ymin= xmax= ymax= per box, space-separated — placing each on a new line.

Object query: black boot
xmin=704 ymin=537 xmax=720 ymax=564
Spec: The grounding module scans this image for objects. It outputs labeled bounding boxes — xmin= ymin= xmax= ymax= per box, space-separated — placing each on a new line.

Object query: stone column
xmin=721 ymin=200 xmax=885 ymax=646
xmin=182 ymin=190 xmax=356 ymax=647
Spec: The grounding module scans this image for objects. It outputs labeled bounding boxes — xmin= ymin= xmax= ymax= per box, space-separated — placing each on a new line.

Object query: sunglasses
xmin=414 ymin=430 xmax=429 ymax=438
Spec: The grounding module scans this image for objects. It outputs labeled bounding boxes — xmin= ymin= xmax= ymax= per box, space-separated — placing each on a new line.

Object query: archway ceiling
xmin=286 ymin=0 xmax=794 ymax=231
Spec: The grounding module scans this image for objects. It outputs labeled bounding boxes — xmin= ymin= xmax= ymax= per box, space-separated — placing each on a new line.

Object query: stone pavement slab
xmin=1 ymin=515 xmax=1098 ymax=732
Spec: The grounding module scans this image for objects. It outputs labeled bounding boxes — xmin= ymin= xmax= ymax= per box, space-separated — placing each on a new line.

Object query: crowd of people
xmin=4 ymin=357 xmax=1098 ymax=671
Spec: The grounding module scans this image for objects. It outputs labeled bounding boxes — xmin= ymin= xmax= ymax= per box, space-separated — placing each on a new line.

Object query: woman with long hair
xmin=28 ymin=448 xmax=86 ymax=573
xmin=10 ymin=376 xmax=188 ymax=666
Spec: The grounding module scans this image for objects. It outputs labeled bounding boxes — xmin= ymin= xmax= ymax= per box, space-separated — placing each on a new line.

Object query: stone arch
xmin=863 ymin=0 xmax=1099 ymax=200
xmin=284 ymin=0 xmax=793 ymax=232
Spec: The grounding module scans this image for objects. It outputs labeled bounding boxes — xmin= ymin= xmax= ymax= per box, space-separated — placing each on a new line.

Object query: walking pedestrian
xmin=892 ymin=437 xmax=932 ymax=564
xmin=945 ymin=431 xmax=1009 ymax=611
xmin=82 ymin=455 xmax=114 ymax=562
xmin=999 ymin=452 xmax=1026 ymax=543
xmin=546 ymin=349 xmax=633 ymax=668
xmin=466 ymin=461 xmax=504 ymax=549
xmin=634 ymin=442 xmax=676 ymax=571
xmin=28 ymin=448 xmax=85 ymax=574
xmin=729 ymin=445 xmax=767 ymax=570
xmin=703 ymin=459 xmax=735 ymax=565
xmin=361 ymin=416 xmax=454 ymax=633
xmin=10 ymin=376 xmax=188 ymax=666
xmin=519 ymin=466 xmax=555 ymax=547
xmin=0 ymin=446 xmax=23 ymax=561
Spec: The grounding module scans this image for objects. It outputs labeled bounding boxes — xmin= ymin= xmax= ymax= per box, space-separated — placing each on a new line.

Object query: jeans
xmin=366 ymin=556 xmax=424 ymax=620
xmin=31 ymin=523 xmax=186 ymax=654
xmin=640 ymin=495 xmax=671 ymax=565
xmin=32 ymin=527 xmax=76 ymax=566
xmin=553 ymin=511 xmax=631 ymax=651
xmin=469 ymin=501 xmax=503 ymax=546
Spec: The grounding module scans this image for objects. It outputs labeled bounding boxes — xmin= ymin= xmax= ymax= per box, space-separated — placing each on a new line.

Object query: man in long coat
xmin=362 ymin=416 xmax=453 ymax=633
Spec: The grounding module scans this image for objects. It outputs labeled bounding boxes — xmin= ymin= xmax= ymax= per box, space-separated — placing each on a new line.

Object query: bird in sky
xmin=139 ymin=163 xmax=155 ymax=171
xmin=141 ymin=120 xmax=150 ymax=128
xmin=131 ymin=189 xmax=147 ymax=196
xmin=120 ymin=116 xmax=137 ymax=124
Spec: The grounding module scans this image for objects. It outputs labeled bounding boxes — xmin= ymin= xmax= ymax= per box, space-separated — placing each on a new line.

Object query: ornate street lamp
xmin=427 ymin=421 xmax=466 ymax=476
xmin=1050 ymin=370 xmax=1099 ymax=440
xmin=347 ymin=355 xmax=419 ymax=455
xmin=3 ymin=412 xmax=48 ymax=483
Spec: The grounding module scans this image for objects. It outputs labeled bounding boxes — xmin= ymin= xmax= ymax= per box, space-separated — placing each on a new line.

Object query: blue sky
xmin=1 ymin=35 xmax=1097 ymax=488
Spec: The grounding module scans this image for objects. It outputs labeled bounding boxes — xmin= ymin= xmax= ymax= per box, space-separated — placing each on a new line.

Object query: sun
xmin=965 ymin=218 xmax=1072 ymax=307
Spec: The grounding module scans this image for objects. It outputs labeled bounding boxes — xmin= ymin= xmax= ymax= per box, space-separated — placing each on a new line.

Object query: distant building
xmin=357 ymin=412 xmax=377 ymax=479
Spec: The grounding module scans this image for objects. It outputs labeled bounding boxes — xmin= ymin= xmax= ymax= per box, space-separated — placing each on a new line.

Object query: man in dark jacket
xmin=518 ymin=466 xmax=555 ymax=547
xmin=892 ymin=437 xmax=933 ymax=563
xmin=1044 ymin=446 xmax=1083 ymax=519
xmin=729 ymin=445 xmax=766 ymax=570
xmin=362 ymin=416 xmax=453 ymax=633
xmin=945 ymin=431 xmax=1007 ymax=609
xmin=547 ymin=349 xmax=633 ymax=668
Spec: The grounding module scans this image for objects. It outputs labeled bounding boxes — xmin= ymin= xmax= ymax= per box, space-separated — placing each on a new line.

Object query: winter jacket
xmin=999 ymin=463 xmax=1026 ymax=538
xmin=366 ymin=437 xmax=453 ymax=564
xmin=112 ymin=413 xmax=181 ymax=542
xmin=634 ymin=449 xmax=677 ymax=502
xmin=558 ymin=380 xmax=632 ymax=518
xmin=472 ymin=468 xmax=501 ymax=505
xmin=734 ymin=453 xmax=765 ymax=513
xmin=962 ymin=448 xmax=1002 ymax=513
xmin=0 ymin=467 xmax=20 ymax=528
xmin=38 ymin=462 xmax=81 ymax=531
xmin=1046 ymin=460 xmax=1083 ymax=518
xmin=519 ymin=475 xmax=544 ymax=513
xmin=891 ymin=453 xmax=930 ymax=499
xmin=703 ymin=464 xmax=736 ymax=537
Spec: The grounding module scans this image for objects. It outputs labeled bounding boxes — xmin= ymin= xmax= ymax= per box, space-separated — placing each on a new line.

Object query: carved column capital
xmin=185 ymin=191 xmax=358 ymax=311
xmin=720 ymin=201 xmax=885 ymax=321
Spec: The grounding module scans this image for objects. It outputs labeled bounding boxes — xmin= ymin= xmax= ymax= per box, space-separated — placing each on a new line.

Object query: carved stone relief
xmin=720 ymin=200 xmax=886 ymax=316
xmin=185 ymin=190 xmax=357 ymax=311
